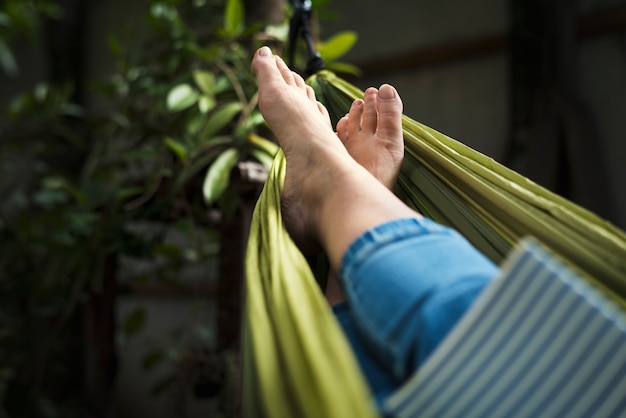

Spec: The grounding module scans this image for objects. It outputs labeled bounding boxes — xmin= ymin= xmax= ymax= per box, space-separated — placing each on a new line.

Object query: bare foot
xmin=327 ymin=86 xmax=405 ymax=306
xmin=336 ymin=86 xmax=404 ymax=189
xmin=252 ymin=46 xmax=357 ymax=254
xmin=253 ymin=46 xmax=417 ymax=306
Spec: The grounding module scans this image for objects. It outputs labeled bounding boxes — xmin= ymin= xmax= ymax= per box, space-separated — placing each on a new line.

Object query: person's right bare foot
xmin=326 ymin=86 xmax=405 ymax=306
xmin=336 ymin=86 xmax=404 ymax=189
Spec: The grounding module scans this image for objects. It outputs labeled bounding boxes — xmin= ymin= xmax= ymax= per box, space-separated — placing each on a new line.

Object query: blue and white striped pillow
xmin=384 ymin=238 xmax=626 ymax=418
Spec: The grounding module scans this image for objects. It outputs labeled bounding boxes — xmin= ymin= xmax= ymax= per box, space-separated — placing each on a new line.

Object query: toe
xmin=376 ymin=84 xmax=403 ymax=140
xmin=318 ymin=102 xmax=332 ymax=127
xmin=252 ymin=46 xmax=284 ymax=87
xmin=362 ymin=88 xmax=379 ymax=134
xmin=347 ymin=99 xmax=364 ymax=139
xmin=306 ymin=85 xmax=316 ymax=101
xmin=336 ymin=115 xmax=349 ymax=143
xmin=294 ymin=73 xmax=307 ymax=88
xmin=274 ymin=54 xmax=297 ymax=86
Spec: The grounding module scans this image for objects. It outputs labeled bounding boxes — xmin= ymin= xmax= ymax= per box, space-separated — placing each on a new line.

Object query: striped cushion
xmin=384 ymin=238 xmax=626 ymax=418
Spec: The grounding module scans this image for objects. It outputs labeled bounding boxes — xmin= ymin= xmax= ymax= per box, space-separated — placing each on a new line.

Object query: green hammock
xmin=243 ymin=70 xmax=626 ymax=418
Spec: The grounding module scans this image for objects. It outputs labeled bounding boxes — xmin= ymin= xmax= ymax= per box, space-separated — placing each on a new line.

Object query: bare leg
xmin=252 ymin=46 xmax=420 ymax=272
xmin=326 ymin=88 xmax=405 ymax=305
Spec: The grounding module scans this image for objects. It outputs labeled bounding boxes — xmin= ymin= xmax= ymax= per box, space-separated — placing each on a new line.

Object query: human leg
xmin=325 ymin=79 xmax=497 ymax=388
xmin=326 ymin=86 xmax=405 ymax=305
xmin=252 ymin=46 xmax=497 ymax=398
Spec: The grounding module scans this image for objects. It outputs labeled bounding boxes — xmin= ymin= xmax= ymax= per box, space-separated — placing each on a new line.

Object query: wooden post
xmin=84 ymin=254 xmax=118 ymax=418
xmin=44 ymin=1 xmax=120 ymax=415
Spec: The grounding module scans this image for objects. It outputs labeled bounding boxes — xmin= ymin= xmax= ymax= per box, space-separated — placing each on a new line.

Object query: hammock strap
xmin=288 ymin=0 xmax=325 ymax=76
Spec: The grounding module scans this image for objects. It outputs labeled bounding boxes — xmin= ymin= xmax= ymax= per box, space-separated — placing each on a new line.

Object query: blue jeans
xmin=333 ymin=217 xmax=498 ymax=405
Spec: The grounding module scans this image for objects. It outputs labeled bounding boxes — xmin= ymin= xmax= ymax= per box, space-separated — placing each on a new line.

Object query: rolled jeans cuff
xmin=339 ymin=217 xmax=498 ymax=382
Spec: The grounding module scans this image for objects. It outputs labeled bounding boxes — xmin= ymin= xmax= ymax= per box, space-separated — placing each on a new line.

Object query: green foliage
xmin=318 ymin=31 xmax=361 ymax=75
xmin=0 ymin=0 xmax=62 ymax=76
xmin=166 ymin=83 xmax=199 ymax=111
xmin=203 ymin=147 xmax=241 ymax=204
xmin=223 ymin=0 xmax=244 ymax=36
xmin=318 ymin=31 xmax=358 ymax=61
xmin=0 ymin=0 xmax=359 ymax=415
xmin=123 ymin=308 xmax=147 ymax=336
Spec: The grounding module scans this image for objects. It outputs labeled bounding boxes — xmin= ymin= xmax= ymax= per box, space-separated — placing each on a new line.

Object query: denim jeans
xmin=334 ymin=217 xmax=498 ymax=405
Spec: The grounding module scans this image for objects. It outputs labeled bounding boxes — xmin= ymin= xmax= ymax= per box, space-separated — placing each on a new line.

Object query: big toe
xmin=252 ymin=46 xmax=274 ymax=75
xmin=252 ymin=46 xmax=287 ymax=90
xmin=376 ymin=84 xmax=403 ymax=139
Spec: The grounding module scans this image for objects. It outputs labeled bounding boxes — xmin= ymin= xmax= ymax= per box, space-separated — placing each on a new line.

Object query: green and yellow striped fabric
xmin=244 ymin=153 xmax=379 ymax=418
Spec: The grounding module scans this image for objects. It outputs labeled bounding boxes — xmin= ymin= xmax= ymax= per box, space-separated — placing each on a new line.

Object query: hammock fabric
xmin=243 ymin=70 xmax=626 ymax=418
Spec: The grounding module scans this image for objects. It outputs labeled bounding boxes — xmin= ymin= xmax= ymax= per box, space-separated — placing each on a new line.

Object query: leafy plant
xmin=317 ymin=31 xmax=361 ymax=75
xmin=0 ymin=0 xmax=359 ymax=415
xmin=0 ymin=0 xmax=62 ymax=76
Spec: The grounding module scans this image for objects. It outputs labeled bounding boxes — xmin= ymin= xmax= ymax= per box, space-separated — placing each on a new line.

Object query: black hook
xmin=288 ymin=0 xmax=325 ymax=77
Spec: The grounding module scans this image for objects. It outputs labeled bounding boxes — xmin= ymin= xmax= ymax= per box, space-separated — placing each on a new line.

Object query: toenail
xmin=379 ymin=84 xmax=397 ymax=99
xmin=259 ymin=46 xmax=272 ymax=57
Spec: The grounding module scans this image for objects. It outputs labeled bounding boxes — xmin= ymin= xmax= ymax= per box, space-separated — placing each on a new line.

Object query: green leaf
xmin=142 ymin=349 xmax=165 ymax=370
xmin=215 ymin=75 xmax=231 ymax=94
xmin=115 ymin=187 xmax=144 ymax=201
xmin=192 ymin=70 xmax=215 ymax=95
xmin=251 ymin=149 xmax=275 ymax=169
xmin=164 ymin=137 xmax=188 ymax=161
xmin=150 ymin=375 xmax=176 ymax=395
xmin=34 ymin=84 xmax=48 ymax=102
xmin=248 ymin=133 xmax=279 ymax=156
xmin=107 ymin=35 xmax=123 ymax=56
xmin=123 ymin=308 xmax=147 ymax=336
xmin=150 ymin=3 xmax=177 ymax=20
xmin=202 ymin=102 xmax=243 ymax=139
xmin=169 ymin=146 xmax=222 ymax=196
xmin=33 ymin=189 xmax=68 ymax=209
xmin=0 ymin=12 xmax=10 ymax=27
xmin=236 ymin=110 xmax=266 ymax=136
xmin=188 ymin=45 xmax=222 ymax=62
xmin=325 ymin=61 xmax=362 ymax=77
xmin=68 ymin=211 xmax=98 ymax=235
xmin=41 ymin=176 xmax=85 ymax=203
xmin=192 ymin=324 xmax=215 ymax=341
xmin=166 ymin=83 xmax=198 ymax=112
xmin=264 ymin=22 xmax=289 ymax=42
xmin=187 ymin=114 xmax=206 ymax=136
xmin=111 ymin=112 xmax=130 ymax=128
xmin=224 ymin=0 xmax=244 ymax=36
xmin=203 ymin=148 xmax=240 ymax=204
xmin=317 ymin=31 xmax=358 ymax=62
xmin=0 ymin=40 xmax=18 ymax=77
xmin=198 ymin=95 xmax=216 ymax=114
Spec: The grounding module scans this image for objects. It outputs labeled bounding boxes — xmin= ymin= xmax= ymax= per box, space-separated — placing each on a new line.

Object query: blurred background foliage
xmin=0 ymin=0 xmax=357 ymax=416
